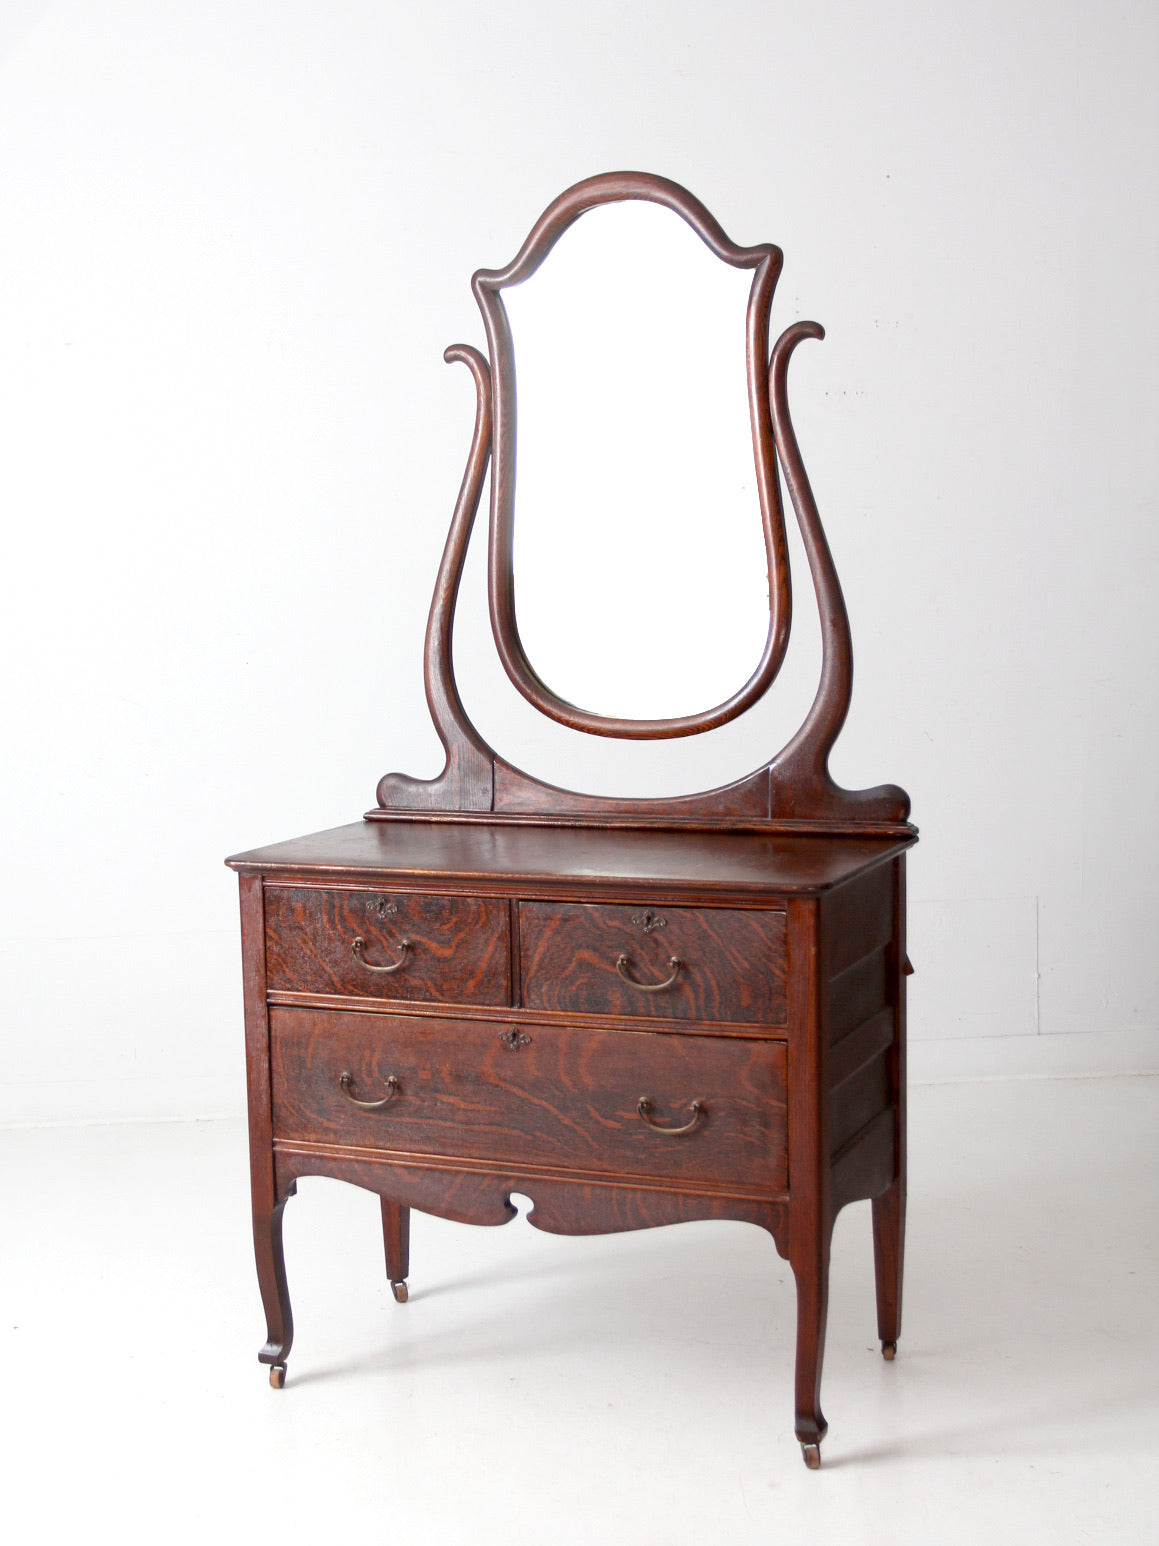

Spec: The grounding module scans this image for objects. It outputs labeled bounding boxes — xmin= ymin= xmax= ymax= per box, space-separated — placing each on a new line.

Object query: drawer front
xmin=519 ymin=902 xmax=787 ymax=1025
xmin=265 ymin=888 xmax=510 ymax=1006
xmin=269 ymin=1008 xmax=788 ymax=1194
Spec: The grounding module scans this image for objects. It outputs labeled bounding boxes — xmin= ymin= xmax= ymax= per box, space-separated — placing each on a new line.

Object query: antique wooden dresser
xmin=227 ymin=173 xmax=916 ymax=1469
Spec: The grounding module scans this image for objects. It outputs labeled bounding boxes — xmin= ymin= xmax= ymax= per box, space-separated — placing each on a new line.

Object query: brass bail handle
xmin=616 ymin=954 xmax=683 ymax=993
xmin=637 ymin=1097 xmax=706 ymax=1135
xmin=351 ymin=935 xmax=411 ymax=974
xmin=338 ymin=1072 xmax=401 ymax=1110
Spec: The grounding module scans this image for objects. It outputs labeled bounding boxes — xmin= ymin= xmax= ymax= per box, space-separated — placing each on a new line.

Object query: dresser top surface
xmin=226 ymin=820 xmax=913 ymax=897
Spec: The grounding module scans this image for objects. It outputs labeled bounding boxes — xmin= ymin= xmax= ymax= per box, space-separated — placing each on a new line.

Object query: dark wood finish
xmin=508 ymin=898 xmax=523 ymax=1008
xmin=519 ymin=902 xmax=787 ymax=1025
xmin=828 ymin=1007 xmax=894 ymax=1091
xmin=380 ymin=1198 xmax=410 ymax=1301
xmin=766 ymin=332 xmax=908 ymax=828
xmin=820 ymin=860 xmax=896 ymax=978
xmin=831 ymin=1107 xmax=895 ymax=1217
xmin=274 ymin=1148 xmax=789 ymax=1249
xmin=786 ymin=896 xmax=831 ymax=1460
xmin=829 ymin=1048 xmax=892 ymax=1158
xmin=376 ymin=344 xmax=494 ymax=813
xmin=264 ymin=886 xmax=509 ymax=1006
xmin=873 ymin=854 xmax=907 ymax=1356
xmin=821 ymin=859 xmax=900 ymax=1182
xmin=264 ymin=993 xmax=782 ymax=1042
xmin=239 ymin=874 xmax=296 ymax=1377
xmin=477 ymin=171 xmax=790 ymax=741
xmin=827 ymin=948 xmax=891 ymax=1044
xmin=492 ymin=759 xmax=772 ymax=820
xmin=269 ymin=1008 xmax=788 ymax=1193
xmin=366 ymin=171 xmax=915 ymax=830
xmin=230 ymin=821 xmax=910 ymax=894
xmin=227 ymin=174 xmax=914 ymax=1467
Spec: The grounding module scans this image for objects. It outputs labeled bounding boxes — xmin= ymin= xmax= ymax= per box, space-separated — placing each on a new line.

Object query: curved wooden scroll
xmin=370 ymin=174 xmax=912 ymax=834
xmin=375 ymin=345 xmax=494 ymax=813
xmin=765 ymin=325 xmax=909 ymax=824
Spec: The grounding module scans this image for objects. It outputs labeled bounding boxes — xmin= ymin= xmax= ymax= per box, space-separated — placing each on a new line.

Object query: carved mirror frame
xmin=479 ymin=174 xmax=789 ymax=740
xmin=370 ymin=172 xmax=912 ymax=836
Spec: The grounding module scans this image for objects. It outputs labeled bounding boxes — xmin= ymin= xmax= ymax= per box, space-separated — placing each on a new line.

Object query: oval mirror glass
xmin=503 ymin=200 xmax=771 ymax=723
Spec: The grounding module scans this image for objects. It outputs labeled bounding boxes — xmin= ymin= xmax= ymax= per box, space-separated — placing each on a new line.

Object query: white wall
xmin=2 ymin=1 xmax=1156 ymax=1123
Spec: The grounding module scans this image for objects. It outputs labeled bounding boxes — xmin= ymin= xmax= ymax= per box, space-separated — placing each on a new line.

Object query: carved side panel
xmin=821 ymin=860 xmax=901 ymax=1216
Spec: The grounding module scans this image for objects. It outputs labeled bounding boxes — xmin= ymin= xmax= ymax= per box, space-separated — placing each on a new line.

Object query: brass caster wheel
xmin=391 ymin=1279 xmax=409 ymax=1304
xmin=882 ymin=1340 xmax=897 ymax=1361
xmin=801 ymin=1443 xmax=821 ymax=1470
xmin=269 ymin=1364 xmax=286 ymax=1389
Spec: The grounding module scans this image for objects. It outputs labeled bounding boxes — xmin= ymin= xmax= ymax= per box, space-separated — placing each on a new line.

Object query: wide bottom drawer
xmin=269 ymin=1008 xmax=788 ymax=1194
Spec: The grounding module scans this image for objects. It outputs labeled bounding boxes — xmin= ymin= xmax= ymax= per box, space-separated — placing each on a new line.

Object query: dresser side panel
xmin=823 ymin=856 xmax=904 ymax=1202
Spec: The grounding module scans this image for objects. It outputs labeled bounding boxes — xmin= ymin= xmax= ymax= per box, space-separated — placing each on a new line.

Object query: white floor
xmin=2 ymin=1076 xmax=1156 ymax=1546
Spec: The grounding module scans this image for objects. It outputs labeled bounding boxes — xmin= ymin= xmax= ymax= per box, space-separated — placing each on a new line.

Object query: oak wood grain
xmin=264 ymin=886 xmax=509 ymax=1006
xmin=227 ymin=173 xmax=916 ymax=1463
xmin=520 ymin=901 xmax=787 ymax=1025
xmin=269 ymin=1008 xmax=788 ymax=1193
xmin=263 ymin=990 xmax=787 ymax=1041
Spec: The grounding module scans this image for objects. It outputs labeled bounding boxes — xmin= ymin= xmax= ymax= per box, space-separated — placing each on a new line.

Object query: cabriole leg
xmin=254 ymin=1191 xmax=294 ymax=1387
xmin=872 ymin=1177 xmax=905 ymax=1359
xmin=791 ymin=1226 xmax=831 ymax=1468
xmin=381 ymin=1198 xmax=411 ymax=1303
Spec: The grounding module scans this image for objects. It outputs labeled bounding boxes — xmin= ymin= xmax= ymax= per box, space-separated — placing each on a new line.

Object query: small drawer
xmin=519 ymin=901 xmax=787 ymax=1025
xmin=269 ymin=1008 xmax=788 ymax=1194
xmin=265 ymin=887 xmax=510 ymax=1006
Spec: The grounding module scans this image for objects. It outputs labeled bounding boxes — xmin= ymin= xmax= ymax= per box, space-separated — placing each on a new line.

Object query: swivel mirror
xmin=228 ymin=172 xmax=917 ymax=1471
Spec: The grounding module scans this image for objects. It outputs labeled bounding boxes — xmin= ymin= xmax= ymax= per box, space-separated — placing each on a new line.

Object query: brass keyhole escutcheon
xmin=632 ymin=909 xmax=667 ymax=933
